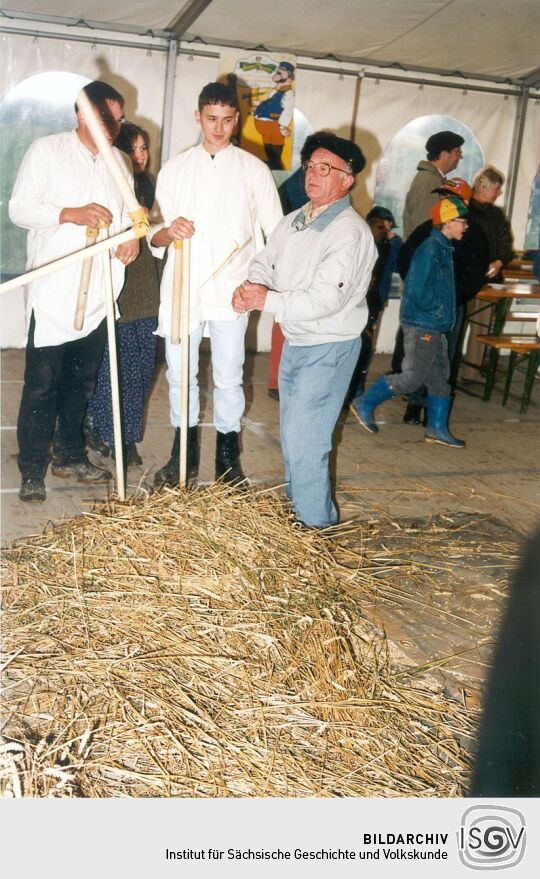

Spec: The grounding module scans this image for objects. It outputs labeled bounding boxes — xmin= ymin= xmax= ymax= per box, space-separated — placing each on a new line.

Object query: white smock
xmin=9 ymin=130 xmax=134 ymax=347
xmin=151 ymin=143 xmax=283 ymax=337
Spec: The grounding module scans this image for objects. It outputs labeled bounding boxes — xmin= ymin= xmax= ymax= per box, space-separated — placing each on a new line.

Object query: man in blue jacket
xmin=352 ymin=196 xmax=468 ymax=448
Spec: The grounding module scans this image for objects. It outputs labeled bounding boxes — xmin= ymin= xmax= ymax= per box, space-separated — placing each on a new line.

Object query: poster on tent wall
xmin=218 ymin=49 xmax=297 ymax=171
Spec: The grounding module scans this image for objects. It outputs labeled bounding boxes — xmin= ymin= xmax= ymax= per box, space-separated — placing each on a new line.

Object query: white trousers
xmin=165 ymin=315 xmax=248 ymax=434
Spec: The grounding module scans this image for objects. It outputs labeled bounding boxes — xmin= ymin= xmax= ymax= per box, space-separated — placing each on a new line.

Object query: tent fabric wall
xmin=0 ymin=32 xmax=167 ymax=173
xmin=3 ymin=1 xmax=538 ymax=82
xmin=0 ymin=30 xmax=167 ymax=347
xmin=512 ymin=99 xmax=540 ymax=248
xmin=1 ymin=27 xmax=537 ymax=350
xmin=169 ymin=51 xmax=219 ymax=157
xmin=294 ymin=67 xmax=358 ymax=141
xmin=354 ymin=77 xmax=519 ymax=217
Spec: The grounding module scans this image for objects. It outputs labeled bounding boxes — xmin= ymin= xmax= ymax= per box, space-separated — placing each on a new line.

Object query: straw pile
xmin=1 ymin=485 xmax=474 ymax=798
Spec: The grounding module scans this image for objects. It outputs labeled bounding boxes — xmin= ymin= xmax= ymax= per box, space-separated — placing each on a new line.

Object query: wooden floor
xmin=2 ymin=346 xmax=539 ymax=711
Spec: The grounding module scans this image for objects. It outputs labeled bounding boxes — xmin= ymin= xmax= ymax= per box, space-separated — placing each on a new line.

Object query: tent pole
xmin=349 ymin=73 xmax=363 ymax=142
xmin=160 ymin=38 xmax=178 ymax=167
xmin=504 ymin=86 xmax=530 ymax=222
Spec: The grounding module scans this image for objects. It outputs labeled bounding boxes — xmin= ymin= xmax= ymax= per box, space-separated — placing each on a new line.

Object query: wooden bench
xmin=504 ymin=258 xmax=534 ymax=282
xmin=475 ymin=335 xmax=540 ymax=413
xmin=504 ymin=312 xmax=538 ymax=323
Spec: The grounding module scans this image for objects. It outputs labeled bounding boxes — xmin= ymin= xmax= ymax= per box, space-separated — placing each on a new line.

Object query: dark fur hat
xmin=301 ymin=131 xmax=366 ymax=175
xmin=425 ymin=130 xmax=464 ymax=158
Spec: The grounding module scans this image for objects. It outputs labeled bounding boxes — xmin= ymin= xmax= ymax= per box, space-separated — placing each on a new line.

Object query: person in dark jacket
xmin=461 ymin=166 xmax=515 ymax=380
xmin=468 ymin=166 xmax=514 ymax=282
xmin=345 ymin=207 xmax=394 ymax=406
xmin=351 ymin=197 xmax=469 ymax=447
xmin=378 ymin=207 xmax=403 ymax=306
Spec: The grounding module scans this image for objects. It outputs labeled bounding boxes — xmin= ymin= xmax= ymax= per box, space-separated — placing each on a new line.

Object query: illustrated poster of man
xmin=219 ymin=51 xmax=296 ymax=170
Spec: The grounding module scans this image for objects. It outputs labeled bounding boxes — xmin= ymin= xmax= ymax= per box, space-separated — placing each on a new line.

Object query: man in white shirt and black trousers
xmin=9 ymin=80 xmax=139 ymax=502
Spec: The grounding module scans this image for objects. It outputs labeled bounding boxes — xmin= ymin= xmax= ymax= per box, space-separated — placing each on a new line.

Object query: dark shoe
xmin=424 ymin=395 xmax=465 ymax=448
xmin=154 ymin=427 xmax=199 ymax=487
xmin=125 ymin=443 xmax=143 ymax=466
xmin=83 ymin=416 xmax=110 ymax=457
xmin=215 ymin=431 xmax=247 ymax=484
xmin=51 ymin=458 xmax=111 ymax=483
xmin=268 ymin=388 xmax=280 ymax=401
xmin=349 ymin=377 xmax=394 ymax=434
xmin=19 ymin=477 xmax=46 ymax=502
xmin=112 ymin=443 xmax=143 ymax=466
xmin=403 ymin=403 xmax=424 ymax=425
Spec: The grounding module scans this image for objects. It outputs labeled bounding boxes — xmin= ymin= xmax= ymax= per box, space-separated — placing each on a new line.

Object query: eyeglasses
xmin=302 ymin=160 xmax=351 ymax=178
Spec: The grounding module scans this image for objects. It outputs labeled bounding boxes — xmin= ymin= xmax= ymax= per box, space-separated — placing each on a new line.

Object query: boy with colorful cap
xmin=352 ymin=196 xmax=468 ymax=447
xmin=391 ymin=177 xmax=489 ymax=424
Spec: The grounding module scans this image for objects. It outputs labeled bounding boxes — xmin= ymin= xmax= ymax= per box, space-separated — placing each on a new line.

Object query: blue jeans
xmin=279 ymin=337 xmax=361 ymax=528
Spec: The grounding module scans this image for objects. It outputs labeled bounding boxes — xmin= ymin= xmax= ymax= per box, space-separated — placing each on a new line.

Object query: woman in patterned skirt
xmin=86 ymin=123 xmax=160 ymax=465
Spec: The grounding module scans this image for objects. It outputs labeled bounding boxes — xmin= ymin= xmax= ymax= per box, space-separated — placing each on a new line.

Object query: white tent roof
xmin=2 ymin=0 xmax=538 ymax=84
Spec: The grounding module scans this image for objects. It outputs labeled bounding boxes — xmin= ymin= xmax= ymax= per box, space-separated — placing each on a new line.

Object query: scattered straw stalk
xmin=1 ymin=485 xmax=474 ymax=798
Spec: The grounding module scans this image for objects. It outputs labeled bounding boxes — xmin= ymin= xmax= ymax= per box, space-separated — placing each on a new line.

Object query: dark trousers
xmin=345 ymin=309 xmax=380 ymax=404
xmin=388 ymin=327 xmax=450 ymax=397
xmin=17 ymin=314 xmax=107 ymax=478
xmin=391 ymin=305 xmax=465 ymax=403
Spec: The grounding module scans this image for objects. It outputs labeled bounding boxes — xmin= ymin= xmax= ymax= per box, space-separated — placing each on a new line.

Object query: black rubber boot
xmin=112 ymin=443 xmax=143 ymax=466
xmin=19 ymin=477 xmax=46 ymax=502
xmin=154 ymin=427 xmax=199 ymax=487
xmin=215 ymin=431 xmax=246 ymax=484
xmin=125 ymin=443 xmax=143 ymax=466
xmin=51 ymin=455 xmax=110 ymax=483
xmin=83 ymin=415 xmax=110 ymax=457
xmin=403 ymin=402 xmax=426 ymax=425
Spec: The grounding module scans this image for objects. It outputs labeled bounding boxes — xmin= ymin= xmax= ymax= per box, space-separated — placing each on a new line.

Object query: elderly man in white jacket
xmin=233 ymin=132 xmax=377 ymax=528
xmin=9 ymin=80 xmax=138 ymax=502
xmin=151 ymin=82 xmax=282 ymax=487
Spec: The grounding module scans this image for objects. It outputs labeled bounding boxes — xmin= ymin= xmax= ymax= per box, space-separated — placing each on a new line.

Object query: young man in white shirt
xmin=9 ymin=80 xmax=139 ymax=502
xmin=151 ymin=82 xmax=282 ymax=487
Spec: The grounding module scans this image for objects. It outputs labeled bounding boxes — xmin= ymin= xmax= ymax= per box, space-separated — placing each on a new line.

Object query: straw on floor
xmin=1 ymin=484 xmax=475 ymax=798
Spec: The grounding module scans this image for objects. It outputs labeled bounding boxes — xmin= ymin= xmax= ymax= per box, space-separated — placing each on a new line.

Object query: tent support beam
xmin=1 ymin=25 xmax=170 ymax=53
xmin=167 ymin=1 xmax=216 ymax=40
xmin=2 ymin=7 xmax=537 ymax=90
xmin=177 ymin=32 xmax=538 ymax=90
xmin=297 ymin=64 xmax=527 ymax=98
xmin=160 ymin=39 xmax=178 ymax=167
xmin=504 ymin=86 xmax=530 ymax=221
xmin=0 ymin=8 xmax=170 ymax=39
xmin=522 ymin=67 xmax=540 ymax=88
xmin=3 ymin=20 xmax=536 ymax=100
